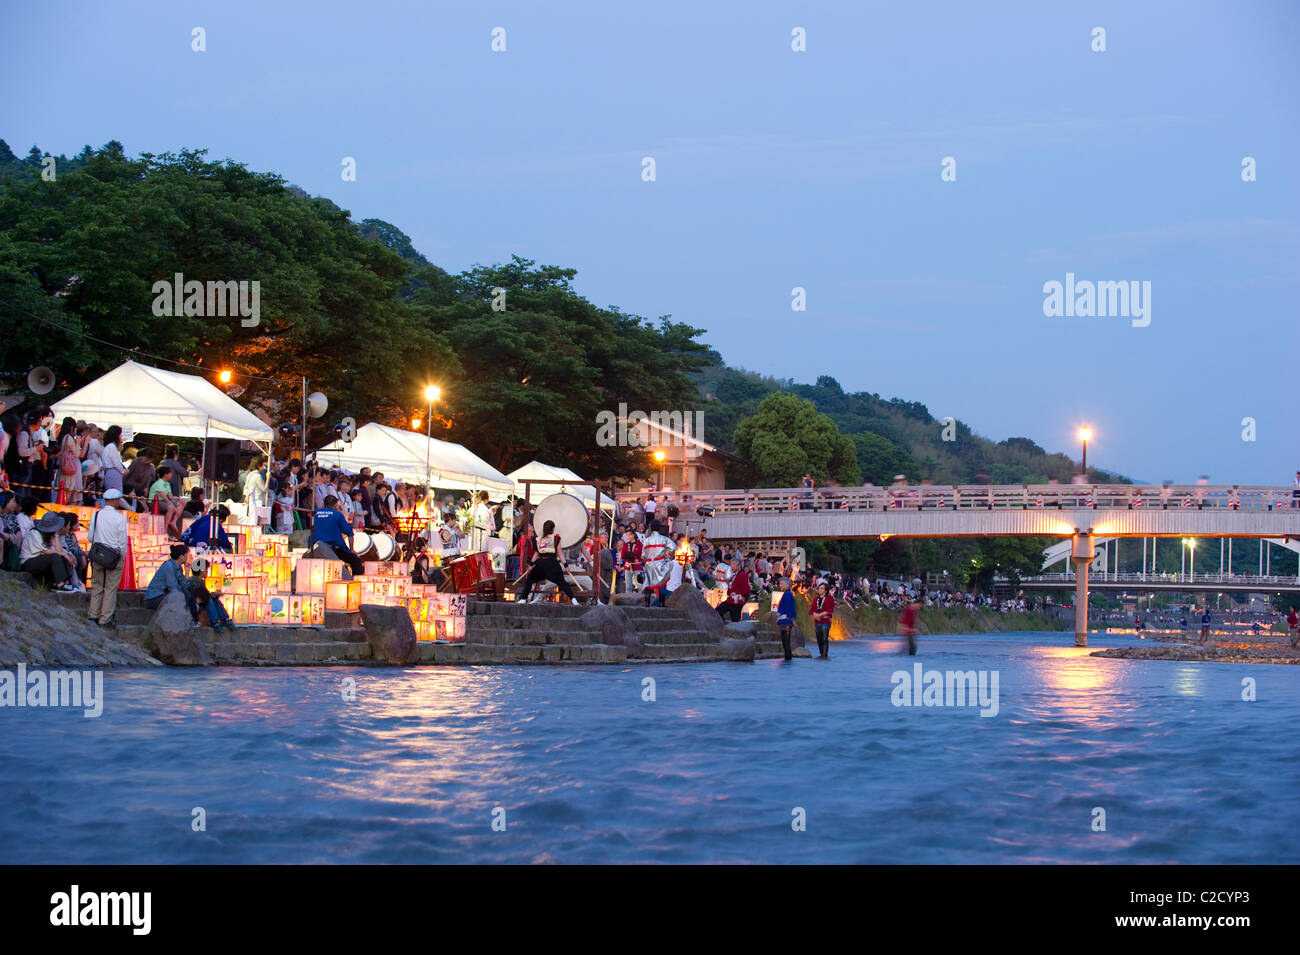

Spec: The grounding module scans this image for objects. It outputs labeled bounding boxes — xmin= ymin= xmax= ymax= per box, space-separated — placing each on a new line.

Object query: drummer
xmin=309 ymin=494 xmax=364 ymax=575
xmin=515 ymin=518 xmax=579 ymax=604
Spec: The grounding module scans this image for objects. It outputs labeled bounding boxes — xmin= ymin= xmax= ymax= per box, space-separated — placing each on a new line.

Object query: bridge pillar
xmin=1071 ymin=533 xmax=1095 ymax=647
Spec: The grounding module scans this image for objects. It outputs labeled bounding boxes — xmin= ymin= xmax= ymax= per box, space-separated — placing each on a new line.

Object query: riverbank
xmin=0 ymin=574 xmax=161 ymax=668
xmin=823 ymin=599 xmax=1069 ymax=639
xmin=1092 ymin=644 xmax=1300 ymax=664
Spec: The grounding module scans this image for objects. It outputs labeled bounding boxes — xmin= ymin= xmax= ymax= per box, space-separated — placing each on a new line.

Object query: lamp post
xmin=653 ymin=449 xmax=666 ymax=491
xmin=423 ymin=385 xmax=441 ymax=504
xmin=1077 ymin=426 xmax=1091 ymax=477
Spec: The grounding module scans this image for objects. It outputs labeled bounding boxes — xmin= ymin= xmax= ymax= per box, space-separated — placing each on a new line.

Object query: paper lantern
xmin=324 ymin=580 xmax=361 ymax=612
xmin=302 ymin=595 xmax=324 ymax=626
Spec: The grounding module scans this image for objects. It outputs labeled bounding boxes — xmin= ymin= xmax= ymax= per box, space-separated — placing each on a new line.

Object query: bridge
xmin=614 ymin=484 xmax=1300 ymax=647
xmin=1017 ymin=573 xmax=1300 ymax=594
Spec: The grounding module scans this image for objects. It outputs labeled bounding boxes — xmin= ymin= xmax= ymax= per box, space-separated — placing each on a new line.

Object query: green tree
xmin=732 ymin=392 xmax=860 ymax=487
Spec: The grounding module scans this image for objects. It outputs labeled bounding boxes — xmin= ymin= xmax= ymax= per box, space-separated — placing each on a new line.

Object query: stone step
xmin=207 ymin=641 xmax=374 ymax=664
xmin=640 ymin=643 xmax=722 ymax=661
xmin=415 ymin=642 xmax=627 ymax=665
xmin=464 ymin=627 xmax=608 ymax=647
xmin=640 ymin=629 xmax=720 ymax=645
xmin=115 ymin=623 xmax=366 ymax=646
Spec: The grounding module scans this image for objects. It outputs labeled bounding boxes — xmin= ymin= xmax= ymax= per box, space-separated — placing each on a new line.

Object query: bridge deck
xmin=617 ymin=485 xmax=1300 ymax=541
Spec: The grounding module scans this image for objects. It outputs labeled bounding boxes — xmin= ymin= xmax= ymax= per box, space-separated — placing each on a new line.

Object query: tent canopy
xmin=506 ymin=460 xmax=614 ymax=510
xmin=51 ymin=360 xmax=273 ymax=442
xmin=318 ymin=422 xmax=513 ymax=494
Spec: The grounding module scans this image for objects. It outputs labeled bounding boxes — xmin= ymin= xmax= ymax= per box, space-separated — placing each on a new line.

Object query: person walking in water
xmin=812 ymin=580 xmax=834 ymax=658
xmin=775 ymin=576 xmax=797 ymax=661
xmin=898 ymin=592 xmax=922 ymax=655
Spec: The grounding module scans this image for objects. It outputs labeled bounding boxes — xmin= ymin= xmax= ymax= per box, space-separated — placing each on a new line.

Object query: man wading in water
xmin=898 ymin=592 xmax=922 ymax=655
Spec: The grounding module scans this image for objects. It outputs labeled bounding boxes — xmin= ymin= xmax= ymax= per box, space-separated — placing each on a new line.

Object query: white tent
xmin=52 ymin=360 xmax=273 ymax=442
xmin=317 ymin=422 xmax=513 ymax=494
xmin=507 ymin=460 xmax=614 ymax=511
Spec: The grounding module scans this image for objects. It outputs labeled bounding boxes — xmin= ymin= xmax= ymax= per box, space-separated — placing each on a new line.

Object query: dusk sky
xmin=5 ymin=0 xmax=1297 ymax=484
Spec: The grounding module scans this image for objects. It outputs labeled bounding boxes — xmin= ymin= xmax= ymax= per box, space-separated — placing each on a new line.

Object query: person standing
xmin=719 ymin=557 xmax=750 ymax=623
xmin=159 ymin=444 xmax=189 ymax=497
xmin=87 ymin=489 xmax=129 ymax=627
xmin=515 ymin=519 xmax=579 ymax=604
xmin=1287 ymin=606 xmax=1298 ymax=648
xmin=1200 ymin=609 xmax=1212 ymax=643
xmin=52 ymin=418 xmax=85 ymax=503
xmin=470 ymin=489 xmax=496 ymax=552
xmin=99 ymin=426 xmax=127 ymax=493
xmin=640 ymin=521 xmax=674 ymax=606
xmin=899 ymin=592 xmax=922 ymax=656
xmin=775 ymin=576 xmax=797 ymax=661
xmin=812 ymin=580 xmax=835 ymax=658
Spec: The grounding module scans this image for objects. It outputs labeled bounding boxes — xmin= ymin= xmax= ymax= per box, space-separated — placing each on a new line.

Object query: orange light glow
xmin=1078 ymin=426 xmax=1091 ymax=442
xmin=411 ymin=416 xmax=422 ymax=430
xmin=653 ymin=450 xmax=666 ymax=463
xmin=218 ymin=369 xmax=232 ymax=384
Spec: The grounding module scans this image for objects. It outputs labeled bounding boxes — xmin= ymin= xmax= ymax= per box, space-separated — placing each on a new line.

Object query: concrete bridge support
xmin=1071 ymin=533 xmax=1095 ymax=647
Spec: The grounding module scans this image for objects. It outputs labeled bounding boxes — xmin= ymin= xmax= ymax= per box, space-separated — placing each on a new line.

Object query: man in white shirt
xmin=87 ymin=489 xmax=130 ymax=627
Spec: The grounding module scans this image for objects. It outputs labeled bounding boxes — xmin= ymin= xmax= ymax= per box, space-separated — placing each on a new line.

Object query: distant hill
xmin=694 ymin=363 xmax=1128 ymax=487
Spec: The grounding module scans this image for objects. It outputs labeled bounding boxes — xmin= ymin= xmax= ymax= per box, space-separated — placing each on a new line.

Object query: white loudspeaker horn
xmin=306 ymin=391 xmax=328 ymax=418
xmin=28 ymin=366 xmax=56 ymax=395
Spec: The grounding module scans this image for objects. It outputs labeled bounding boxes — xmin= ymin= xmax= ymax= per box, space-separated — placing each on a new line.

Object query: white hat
xmin=103 ymin=488 xmax=123 ymax=500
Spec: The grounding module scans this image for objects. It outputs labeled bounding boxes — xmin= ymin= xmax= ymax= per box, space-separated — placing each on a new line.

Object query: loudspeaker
xmin=203 ymin=438 xmax=241 ymax=482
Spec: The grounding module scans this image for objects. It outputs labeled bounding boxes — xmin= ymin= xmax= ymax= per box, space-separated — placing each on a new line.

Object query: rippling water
xmin=3 ymin=632 xmax=1298 ymax=864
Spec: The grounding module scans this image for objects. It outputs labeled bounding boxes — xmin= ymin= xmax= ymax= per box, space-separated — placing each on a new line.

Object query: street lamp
xmin=1185 ymin=538 xmax=1196 ymax=578
xmin=653 ymin=449 xmax=666 ymax=490
xmin=423 ymin=385 xmax=441 ymax=516
xmin=1077 ymin=426 xmax=1091 ymax=477
xmin=218 ymin=369 xmax=232 ymax=385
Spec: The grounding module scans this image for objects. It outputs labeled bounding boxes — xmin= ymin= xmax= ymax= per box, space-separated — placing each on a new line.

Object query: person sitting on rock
xmin=187 ymin=557 xmax=233 ymax=633
xmin=144 ymin=543 xmax=199 ymax=622
xmin=19 ymin=511 xmax=79 ymax=592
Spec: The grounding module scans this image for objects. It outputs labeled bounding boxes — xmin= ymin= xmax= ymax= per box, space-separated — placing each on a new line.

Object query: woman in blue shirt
xmin=144 ymin=543 xmax=199 ymax=622
xmin=776 ymin=577 xmax=797 ymax=661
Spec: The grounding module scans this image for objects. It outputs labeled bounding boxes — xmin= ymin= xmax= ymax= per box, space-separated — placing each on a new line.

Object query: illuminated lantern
xmin=324 ymin=580 xmax=361 ymax=612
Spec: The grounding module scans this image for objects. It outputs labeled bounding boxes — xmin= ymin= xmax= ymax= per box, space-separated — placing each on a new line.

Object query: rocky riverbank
xmin=826 ymin=600 xmax=1069 ymax=639
xmin=0 ymin=574 xmax=162 ymax=668
xmin=1091 ymin=643 xmax=1300 ymax=665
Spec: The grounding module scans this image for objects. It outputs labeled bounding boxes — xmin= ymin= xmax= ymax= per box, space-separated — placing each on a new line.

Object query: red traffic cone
xmin=120 ymin=537 xmax=137 ymax=590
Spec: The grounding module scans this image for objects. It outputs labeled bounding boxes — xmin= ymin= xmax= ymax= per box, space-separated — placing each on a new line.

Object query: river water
xmin=2 ymin=631 xmax=1297 ymax=864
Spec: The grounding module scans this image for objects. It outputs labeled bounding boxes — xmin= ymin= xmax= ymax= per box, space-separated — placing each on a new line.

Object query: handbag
xmin=87 ymin=514 xmax=122 ymax=570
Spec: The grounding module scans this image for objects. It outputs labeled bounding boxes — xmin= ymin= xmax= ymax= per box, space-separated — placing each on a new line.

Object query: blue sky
xmin=4 ymin=0 xmax=1297 ymax=484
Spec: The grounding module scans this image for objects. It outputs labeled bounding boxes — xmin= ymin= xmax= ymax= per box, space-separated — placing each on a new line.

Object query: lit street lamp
xmin=423 ymin=385 xmax=441 ymax=515
xmin=653 ymin=449 xmax=666 ymax=490
xmin=1077 ymin=426 xmax=1091 ymax=477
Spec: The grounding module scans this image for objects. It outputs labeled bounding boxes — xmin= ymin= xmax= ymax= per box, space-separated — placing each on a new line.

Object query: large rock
xmin=359 ymin=603 xmax=419 ymax=664
xmin=665 ymin=583 xmax=725 ymax=638
xmin=717 ymin=635 xmax=756 ymax=662
xmin=150 ymin=591 xmax=213 ymax=666
xmin=581 ymin=604 xmax=644 ymax=658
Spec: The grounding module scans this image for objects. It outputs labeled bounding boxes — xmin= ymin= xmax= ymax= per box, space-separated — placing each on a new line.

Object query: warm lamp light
xmin=653 ymin=450 xmax=666 ymax=463
xmin=424 ymin=385 xmax=441 ymax=402
xmin=1078 ymin=427 xmax=1091 ymax=442
xmin=218 ymin=369 xmax=232 ymax=384
xmin=411 ymin=416 xmax=422 ymax=430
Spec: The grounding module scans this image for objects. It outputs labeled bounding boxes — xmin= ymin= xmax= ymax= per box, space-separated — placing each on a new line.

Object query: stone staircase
xmin=46 ymin=589 xmax=766 ymax=665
